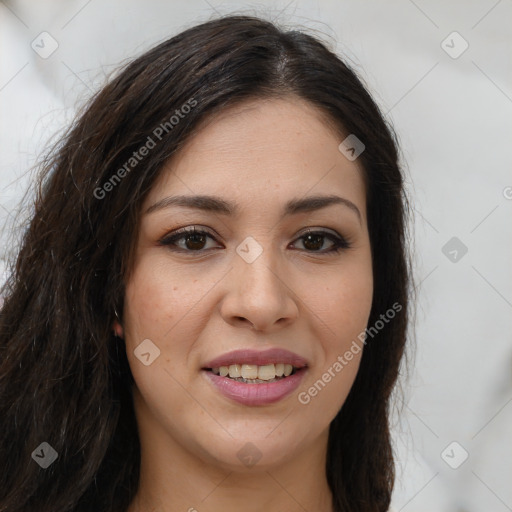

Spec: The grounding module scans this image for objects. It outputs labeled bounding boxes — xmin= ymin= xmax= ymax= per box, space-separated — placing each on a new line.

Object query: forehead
xmin=145 ymin=97 xmax=366 ymax=216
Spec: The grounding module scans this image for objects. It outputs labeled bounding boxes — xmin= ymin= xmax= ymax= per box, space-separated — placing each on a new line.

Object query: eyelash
xmin=159 ymin=226 xmax=351 ymax=255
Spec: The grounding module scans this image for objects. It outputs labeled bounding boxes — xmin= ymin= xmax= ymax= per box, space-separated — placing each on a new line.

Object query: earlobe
xmin=112 ymin=319 xmax=124 ymax=339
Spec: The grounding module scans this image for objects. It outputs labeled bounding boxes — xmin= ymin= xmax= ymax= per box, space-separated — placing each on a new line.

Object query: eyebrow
xmin=145 ymin=193 xmax=362 ymax=223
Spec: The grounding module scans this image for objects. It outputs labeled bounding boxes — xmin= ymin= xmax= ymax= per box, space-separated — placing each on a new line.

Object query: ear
xmin=112 ymin=319 xmax=124 ymax=339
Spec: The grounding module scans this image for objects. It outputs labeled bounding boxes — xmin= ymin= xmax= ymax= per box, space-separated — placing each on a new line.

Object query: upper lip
xmin=203 ymin=348 xmax=309 ymax=369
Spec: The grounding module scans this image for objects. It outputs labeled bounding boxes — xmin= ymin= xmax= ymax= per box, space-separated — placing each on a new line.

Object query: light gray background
xmin=1 ymin=1 xmax=511 ymax=510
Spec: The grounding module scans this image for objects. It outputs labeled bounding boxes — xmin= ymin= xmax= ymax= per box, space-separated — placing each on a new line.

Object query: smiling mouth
xmin=204 ymin=363 xmax=300 ymax=384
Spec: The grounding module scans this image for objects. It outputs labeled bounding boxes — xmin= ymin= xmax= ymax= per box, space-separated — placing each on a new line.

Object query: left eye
xmin=159 ymin=227 xmax=350 ymax=254
xmin=293 ymin=230 xmax=350 ymax=253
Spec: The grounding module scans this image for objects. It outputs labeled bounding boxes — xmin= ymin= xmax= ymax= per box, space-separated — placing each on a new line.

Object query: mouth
xmin=201 ymin=348 xmax=309 ymax=405
xmin=204 ymin=363 xmax=302 ymax=383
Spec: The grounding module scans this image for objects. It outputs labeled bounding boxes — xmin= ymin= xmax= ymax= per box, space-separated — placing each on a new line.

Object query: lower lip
xmin=202 ymin=368 xmax=307 ymax=406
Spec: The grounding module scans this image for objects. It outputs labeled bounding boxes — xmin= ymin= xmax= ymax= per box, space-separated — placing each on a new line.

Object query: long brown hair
xmin=0 ymin=15 xmax=412 ymax=512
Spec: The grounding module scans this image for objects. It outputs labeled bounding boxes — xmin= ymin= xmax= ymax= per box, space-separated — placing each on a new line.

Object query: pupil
xmin=186 ymin=234 xmax=206 ymax=250
xmin=304 ymin=234 xmax=322 ymax=251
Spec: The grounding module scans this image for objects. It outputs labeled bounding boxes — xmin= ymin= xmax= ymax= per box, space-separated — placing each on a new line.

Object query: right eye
xmin=159 ymin=226 xmax=221 ymax=253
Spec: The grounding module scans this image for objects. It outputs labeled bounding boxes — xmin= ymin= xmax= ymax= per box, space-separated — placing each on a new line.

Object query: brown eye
xmin=302 ymin=233 xmax=324 ymax=251
xmin=160 ymin=227 xmax=219 ymax=252
xmin=182 ymin=232 xmax=208 ymax=251
xmin=292 ymin=230 xmax=351 ymax=254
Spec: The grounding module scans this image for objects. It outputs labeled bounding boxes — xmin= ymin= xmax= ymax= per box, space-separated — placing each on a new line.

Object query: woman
xmin=0 ymin=14 xmax=412 ymax=512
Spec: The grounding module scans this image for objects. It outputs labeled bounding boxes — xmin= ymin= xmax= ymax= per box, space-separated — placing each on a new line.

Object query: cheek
xmin=308 ymin=260 xmax=373 ymax=340
xmin=311 ymin=277 xmax=372 ymax=317
xmin=122 ymin=258 xmax=197 ymax=340
xmin=122 ymin=262 xmax=192 ymax=412
xmin=122 ymin=257 xmax=216 ymax=389
xmin=302 ymin=254 xmax=372 ymax=406
xmin=298 ymin=272 xmax=371 ymax=425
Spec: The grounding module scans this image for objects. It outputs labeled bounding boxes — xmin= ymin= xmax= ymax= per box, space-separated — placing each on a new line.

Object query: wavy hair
xmin=0 ymin=14 xmax=412 ymax=512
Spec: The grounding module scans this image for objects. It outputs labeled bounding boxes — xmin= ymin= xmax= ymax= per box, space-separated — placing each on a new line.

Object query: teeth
xmin=229 ymin=364 xmax=241 ymax=377
xmin=258 ymin=364 xmax=276 ymax=380
xmin=241 ymin=364 xmax=258 ymax=380
xmin=210 ymin=363 xmax=299 ymax=380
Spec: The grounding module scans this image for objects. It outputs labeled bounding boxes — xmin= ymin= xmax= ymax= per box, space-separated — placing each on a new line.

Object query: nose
xmin=219 ymin=245 xmax=299 ymax=332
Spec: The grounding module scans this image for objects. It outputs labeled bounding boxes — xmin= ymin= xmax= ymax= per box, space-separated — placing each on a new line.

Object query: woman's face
xmin=118 ymin=97 xmax=373 ymax=471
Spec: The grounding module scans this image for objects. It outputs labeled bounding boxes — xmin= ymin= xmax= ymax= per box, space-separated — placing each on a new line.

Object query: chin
xmin=195 ymin=425 xmax=306 ymax=471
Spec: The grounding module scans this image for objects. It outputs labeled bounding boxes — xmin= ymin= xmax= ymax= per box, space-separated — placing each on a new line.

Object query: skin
xmin=117 ymin=96 xmax=373 ymax=512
